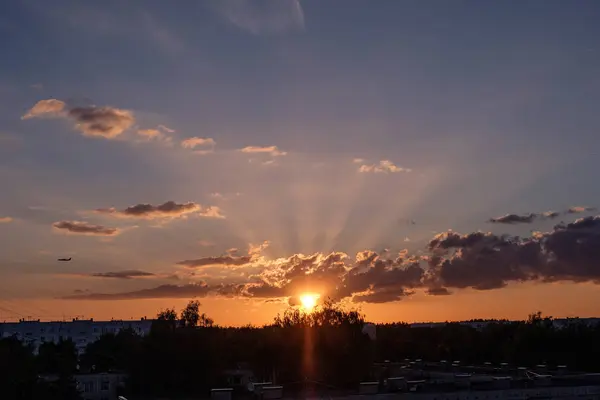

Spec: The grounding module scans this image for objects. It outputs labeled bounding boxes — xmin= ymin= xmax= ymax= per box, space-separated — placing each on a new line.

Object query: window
xmin=84 ymin=381 xmax=94 ymax=393
xmin=101 ymin=380 xmax=110 ymax=391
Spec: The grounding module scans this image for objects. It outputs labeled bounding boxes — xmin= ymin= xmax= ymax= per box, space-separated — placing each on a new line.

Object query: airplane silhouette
xmin=58 ymin=257 xmax=72 ymax=261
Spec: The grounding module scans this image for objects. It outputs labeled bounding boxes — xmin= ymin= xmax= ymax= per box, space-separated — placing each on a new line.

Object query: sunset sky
xmin=1 ymin=0 xmax=600 ymax=326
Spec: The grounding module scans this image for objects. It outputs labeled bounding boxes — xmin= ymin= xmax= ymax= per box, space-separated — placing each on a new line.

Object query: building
xmin=75 ymin=372 xmax=127 ymax=400
xmin=0 ymin=318 xmax=153 ymax=353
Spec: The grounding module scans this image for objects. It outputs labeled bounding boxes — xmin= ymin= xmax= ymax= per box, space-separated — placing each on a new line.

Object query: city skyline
xmin=1 ymin=0 xmax=600 ymax=326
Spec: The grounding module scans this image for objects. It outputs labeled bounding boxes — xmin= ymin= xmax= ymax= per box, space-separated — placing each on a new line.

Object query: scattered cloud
xmin=567 ymin=206 xmax=596 ymax=214
xmin=95 ymin=201 xmax=223 ymax=219
xmin=249 ymin=240 xmax=270 ymax=257
xmin=52 ymin=221 xmax=119 ymax=236
xmin=198 ymin=206 xmax=225 ymax=219
xmin=358 ymin=160 xmax=411 ymax=174
xmin=21 ymin=99 xmax=66 ymax=119
xmin=353 ymin=158 xmax=365 ymax=164
xmin=198 ymin=240 xmax=215 ymax=247
xmin=0 ymin=217 xmax=12 ymax=223
xmin=177 ymin=255 xmax=252 ymax=268
xmin=488 ymin=207 xmax=596 ymax=224
xmin=61 ymin=283 xmax=217 ymax=300
xmin=489 ymin=213 xmax=537 ymax=224
xmin=90 ymin=270 xmax=156 ymax=279
xmin=157 ymin=124 xmax=175 ymax=133
xmin=57 ymin=212 xmax=600 ymax=303
xmin=22 ymin=99 xmax=135 ymax=139
xmin=213 ymin=0 xmax=304 ymax=35
xmin=30 ymin=83 xmax=43 ymax=90
xmin=240 ymin=145 xmax=287 ymax=157
xmin=68 ymin=106 xmax=134 ymax=138
xmin=181 ymin=137 xmax=216 ymax=154
xmin=137 ymin=129 xmax=161 ymax=138
xmin=542 ymin=211 xmax=560 ymax=219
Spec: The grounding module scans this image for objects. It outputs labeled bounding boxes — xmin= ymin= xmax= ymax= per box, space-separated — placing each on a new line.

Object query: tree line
xmin=1 ymin=302 xmax=600 ymax=399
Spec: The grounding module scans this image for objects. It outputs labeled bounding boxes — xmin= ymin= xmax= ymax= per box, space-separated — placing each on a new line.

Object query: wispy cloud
xmin=95 ymin=201 xmax=224 ymax=220
xmin=52 ymin=221 xmax=119 ymax=236
xmin=157 ymin=124 xmax=175 ymax=133
xmin=358 ymin=160 xmax=411 ymax=174
xmin=0 ymin=217 xmax=12 ymax=223
xmin=212 ymin=0 xmax=305 ymax=35
xmin=21 ymin=99 xmax=66 ymax=119
xmin=90 ymin=270 xmax=156 ymax=279
xmin=567 ymin=206 xmax=597 ymax=214
xmin=240 ymin=145 xmax=287 ymax=156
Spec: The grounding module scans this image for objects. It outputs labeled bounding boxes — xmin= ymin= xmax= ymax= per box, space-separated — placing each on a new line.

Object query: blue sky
xmin=1 ymin=0 xmax=600 ymax=324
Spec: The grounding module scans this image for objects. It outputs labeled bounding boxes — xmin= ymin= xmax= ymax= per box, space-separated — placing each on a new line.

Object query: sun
xmin=300 ymin=293 xmax=319 ymax=311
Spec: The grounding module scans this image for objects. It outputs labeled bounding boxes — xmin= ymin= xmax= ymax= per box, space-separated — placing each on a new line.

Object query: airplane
xmin=58 ymin=257 xmax=72 ymax=261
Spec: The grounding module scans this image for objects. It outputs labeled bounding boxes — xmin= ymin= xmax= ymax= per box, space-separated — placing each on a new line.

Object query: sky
xmin=1 ymin=0 xmax=600 ymax=326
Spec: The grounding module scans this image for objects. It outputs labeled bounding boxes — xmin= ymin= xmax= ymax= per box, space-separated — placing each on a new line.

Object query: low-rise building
xmin=0 ymin=318 xmax=153 ymax=353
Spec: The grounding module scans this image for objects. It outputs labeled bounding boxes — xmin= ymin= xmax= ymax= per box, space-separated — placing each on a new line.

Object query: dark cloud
xmin=52 ymin=220 xmax=119 ymax=236
xmin=59 ymin=214 xmax=600 ymax=303
xmin=67 ymin=106 xmax=134 ymax=138
xmin=487 ymin=207 xmax=596 ymax=224
xmin=426 ymin=216 xmax=600 ymax=292
xmin=177 ymin=255 xmax=252 ymax=268
xmin=22 ymin=99 xmax=134 ymax=139
xmin=62 ymin=283 xmax=213 ymax=300
xmin=61 ymin=282 xmax=242 ymax=300
xmin=489 ymin=213 xmax=537 ymax=224
xmin=96 ymin=201 xmax=223 ymax=219
xmin=538 ymin=216 xmax=600 ymax=282
xmin=90 ymin=270 xmax=156 ymax=279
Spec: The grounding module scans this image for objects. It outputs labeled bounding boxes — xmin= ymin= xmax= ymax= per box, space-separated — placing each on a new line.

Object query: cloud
xmin=136 ymin=126 xmax=174 ymax=146
xmin=199 ymin=206 xmax=225 ymax=219
xmin=358 ymin=160 xmax=411 ymax=174
xmin=30 ymin=83 xmax=44 ymax=90
xmin=90 ymin=270 xmax=156 ymax=279
xmin=487 ymin=207 xmax=596 ymax=224
xmin=567 ymin=206 xmax=596 ymax=214
xmin=61 ymin=283 xmax=215 ymax=300
xmin=489 ymin=213 xmax=538 ymax=224
xmin=95 ymin=201 xmax=223 ymax=219
xmin=213 ymin=0 xmax=304 ymax=35
xmin=0 ymin=217 xmax=12 ymax=223
xmin=542 ymin=211 xmax=560 ymax=219
xmin=240 ymin=145 xmax=287 ymax=156
xmin=60 ymin=214 xmax=600 ymax=302
xmin=68 ymin=106 xmax=134 ymax=138
xmin=21 ymin=99 xmax=66 ymax=119
xmin=157 ymin=124 xmax=175 ymax=133
xmin=22 ymin=99 xmax=135 ymax=139
xmin=137 ymin=129 xmax=161 ymax=138
xmin=198 ymin=240 xmax=215 ymax=247
xmin=177 ymin=255 xmax=253 ymax=268
xmin=181 ymin=137 xmax=216 ymax=153
xmin=353 ymin=158 xmax=365 ymax=164
xmin=249 ymin=240 xmax=270 ymax=256
xmin=52 ymin=221 xmax=119 ymax=236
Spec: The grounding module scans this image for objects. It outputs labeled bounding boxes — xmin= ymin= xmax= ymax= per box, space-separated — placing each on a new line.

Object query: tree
xmin=180 ymin=300 xmax=201 ymax=328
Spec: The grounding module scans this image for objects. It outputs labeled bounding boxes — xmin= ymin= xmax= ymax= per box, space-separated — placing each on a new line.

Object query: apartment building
xmin=0 ymin=318 xmax=153 ymax=353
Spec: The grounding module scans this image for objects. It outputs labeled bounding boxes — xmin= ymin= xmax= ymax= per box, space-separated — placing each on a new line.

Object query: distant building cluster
xmin=0 ymin=318 xmax=153 ymax=353
xmin=409 ymin=318 xmax=600 ymax=330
